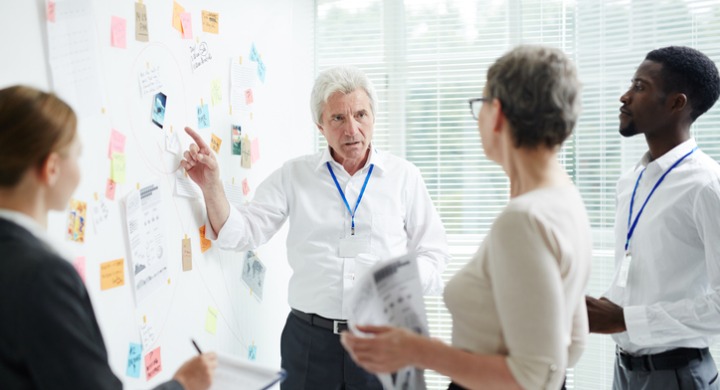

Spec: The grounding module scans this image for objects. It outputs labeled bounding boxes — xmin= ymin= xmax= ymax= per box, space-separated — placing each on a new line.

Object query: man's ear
xmin=490 ymin=99 xmax=505 ymax=133
xmin=317 ymin=123 xmax=325 ymax=135
xmin=669 ymin=92 xmax=688 ymax=112
xmin=38 ymin=152 xmax=61 ymax=187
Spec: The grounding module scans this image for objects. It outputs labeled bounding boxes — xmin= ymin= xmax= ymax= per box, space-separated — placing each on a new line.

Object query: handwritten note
xmin=139 ymin=315 xmax=158 ymax=349
xmin=244 ymin=88 xmax=253 ymax=105
xmin=126 ymin=343 xmax=142 ymax=378
xmin=197 ymin=103 xmax=210 ymax=129
xmin=182 ymin=237 xmax=192 ymax=271
xmin=100 ymin=258 xmax=125 ymax=291
xmin=257 ymin=60 xmax=266 ymax=83
xmin=241 ymin=135 xmax=251 ymax=168
xmin=165 ymin=128 xmax=181 ymax=155
xmin=202 ymin=10 xmax=219 ymax=34
xmin=144 ymin=346 xmax=162 ymax=380
xmin=205 ymin=306 xmax=218 ymax=334
xmin=189 ymin=41 xmax=212 ymax=71
xmin=210 ymin=133 xmax=221 ymax=154
xmin=180 ymin=12 xmax=192 ymax=39
xmin=210 ymin=79 xmax=222 ymax=106
xmin=67 ymin=199 xmax=86 ymax=242
xmin=73 ymin=256 xmax=86 ymax=282
xmin=91 ymin=197 xmax=110 ymax=234
xmin=249 ymin=43 xmax=260 ymax=62
xmin=172 ymin=1 xmax=185 ymax=32
xmin=224 ymin=181 xmax=244 ymax=208
xmin=135 ymin=2 xmax=148 ymax=42
xmin=242 ymin=178 xmax=250 ymax=196
xmin=111 ymin=153 xmax=126 ymax=184
xmin=251 ymin=137 xmax=260 ymax=164
xmin=139 ymin=66 xmax=162 ymax=96
xmin=47 ymin=1 xmax=56 ymax=22
xmin=199 ymin=225 xmax=212 ymax=253
xmin=108 ymin=129 xmax=126 ymax=158
xmin=106 ymin=179 xmax=116 ymax=201
xmin=110 ymin=16 xmax=126 ymax=49
xmin=175 ymin=173 xmax=202 ymax=198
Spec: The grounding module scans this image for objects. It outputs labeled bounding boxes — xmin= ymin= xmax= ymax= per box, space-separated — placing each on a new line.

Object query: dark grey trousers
xmin=280 ymin=312 xmax=383 ymax=390
xmin=613 ymin=348 xmax=719 ymax=390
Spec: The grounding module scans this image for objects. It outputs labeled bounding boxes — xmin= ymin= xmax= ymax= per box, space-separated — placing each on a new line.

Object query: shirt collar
xmin=638 ymin=138 xmax=698 ymax=173
xmin=0 ymin=209 xmax=69 ymax=260
xmin=315 ymin=145 xmax=386 ymax=175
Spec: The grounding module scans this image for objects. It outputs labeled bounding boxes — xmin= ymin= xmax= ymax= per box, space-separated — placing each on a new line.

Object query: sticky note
xmin=248 ymin=344 xmax=257 ymax=361
xmin=180 ymin=12 xmax=192 ymax=39
xmin=144 ymin=346 xmax=162 ymax=380
xmin=108 ymin=129 xmax=126 ymax=159
xmin=106 ymin=179 xmax=116 ymax=201
xmin=126 ymin=343 xmax=142 ymax=378
xmin=73 ymin=256 xmax=86 ymax=282
xmin=111 ymin=16 xmax=127 ymax=49
xmin=172 ymin=1 xmax=185 ymax=32
xmin=197 ymin=104 xmax=210 ymax=129
xmin=210 ymin=79 xmax=222 ymax=106
xmin=257 ymin=60 xmax=266 ymax=83
xmin=205 ymin=306 xmax=218 ymax=335
xmin=249 ymin=43 xmax=259 ymax=62
xmin=66 ymin=199 xmax=86 ymax=243
xmin=135 ymin=2 xmax=149 ymax=42
xmin=139 ymin=66 xmax=162 ymax=96
xmin=242 ymin=178 xmax=250 ymax=196
xmin=202 ymin=11 xmax=219 ymax=34
xmin=182 ymin=237 xmax=192 ymax=271
xmin=241 ymin=135 xmax=251 ymax=168
xmin=111 ymin=153 xmax=126 ymax=184
xmin=47 ymin=1 xmax=56 ymax=22
xmin=100 ymin=258 xmax=125 ymax=291
xmin=199 ymin=225 xmax=211 ymax=253
xmin=210 ymin=133 xmax=221 ymax=154
xmin=250 ymin=138 xmax=260 ymax=164
xmin=244 ymin=89 xmax=253 ymax=105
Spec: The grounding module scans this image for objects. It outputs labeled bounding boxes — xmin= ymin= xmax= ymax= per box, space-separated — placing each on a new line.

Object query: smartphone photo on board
xmin=151 ymin=92 xmax=167 ymax=128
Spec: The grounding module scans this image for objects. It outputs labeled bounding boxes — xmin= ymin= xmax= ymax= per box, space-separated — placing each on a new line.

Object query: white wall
xmin=0 ymin=0 xmax=315 ymax=388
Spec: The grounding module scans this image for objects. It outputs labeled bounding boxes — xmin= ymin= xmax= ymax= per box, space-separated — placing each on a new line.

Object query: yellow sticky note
xmin=201 ymin=10 xmax=219 ymax=34
xmin=205 ymin=306 xmax=218 ymax=335
xmin=111 ymin=153 xmax=126 ymax=184
xmin=182 ymin=237 xmax=192 ymax=271
xmin=210 ymin=79 xmax=222 ymax=106
xmin=210 ymin=133 xmax=222 ymax=154
xmin=172 ymin=1 xmax=185 ymax=32
xmin=100 ymin=258 xmax=125 ymax=291
xmin=199 ymin=225 xmax=212 ymax=253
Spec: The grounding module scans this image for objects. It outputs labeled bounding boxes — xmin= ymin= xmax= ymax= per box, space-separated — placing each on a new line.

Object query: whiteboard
xmin=0 ymin=0 xmax=315 ymax=388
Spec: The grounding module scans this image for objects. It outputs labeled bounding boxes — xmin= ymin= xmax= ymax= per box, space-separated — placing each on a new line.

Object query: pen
xmin=191 ymin=339 xmax=203 ymax=355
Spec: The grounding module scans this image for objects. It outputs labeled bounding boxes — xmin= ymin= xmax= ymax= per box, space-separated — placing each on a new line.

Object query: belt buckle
xmin=333 ymin=320 xmax=347 ymax=334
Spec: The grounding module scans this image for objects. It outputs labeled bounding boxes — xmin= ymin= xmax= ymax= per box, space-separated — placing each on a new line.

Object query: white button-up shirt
xmin=211 ymin=147 xmax=450 ymax=320
xmin=604 ymin=138 xmax=720 ymax=354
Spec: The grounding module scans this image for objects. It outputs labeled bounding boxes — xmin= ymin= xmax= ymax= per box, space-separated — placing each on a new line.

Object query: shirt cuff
xmin=209 ymin=206 xmax=245 ymax=248
xmin=417 ymin=259 xmax=444 ymax=296
xmin=624 ymin=305 xmax=652 ymax=345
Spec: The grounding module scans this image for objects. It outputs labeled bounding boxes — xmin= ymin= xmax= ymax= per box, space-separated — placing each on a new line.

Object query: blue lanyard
xmin=626 ymin=146 xmax=697 ymax=251
xmin=326 ymin=162 xmax=375 ymax=235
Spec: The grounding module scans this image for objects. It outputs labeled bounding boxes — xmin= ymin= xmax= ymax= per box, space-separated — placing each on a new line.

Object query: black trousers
xmin=280 ymin=312 xmax=383 ymax=390
xmin=448 ymin=377 xmax=566 ymax=389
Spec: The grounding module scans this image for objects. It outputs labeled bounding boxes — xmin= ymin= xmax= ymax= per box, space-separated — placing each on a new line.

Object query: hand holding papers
xmin=344 ymin=253 xmax=428 ymax=390
xmin=209 ymin=352 xmax=285 ymax=390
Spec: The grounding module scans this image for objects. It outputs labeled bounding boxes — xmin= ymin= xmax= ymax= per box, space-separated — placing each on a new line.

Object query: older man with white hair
xmin=181 ymin=66 xmax=449 ymax=390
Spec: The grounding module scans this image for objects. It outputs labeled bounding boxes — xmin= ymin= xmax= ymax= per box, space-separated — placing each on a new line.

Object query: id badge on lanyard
xmin=616 ymin=252 xmax=632 ymax=288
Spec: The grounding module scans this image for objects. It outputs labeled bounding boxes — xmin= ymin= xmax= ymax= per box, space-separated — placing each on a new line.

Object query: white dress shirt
xmin=210 ymin=147 xmax=450 ymax=320
xmin=604 ymin=138 xmax=720 ymax=355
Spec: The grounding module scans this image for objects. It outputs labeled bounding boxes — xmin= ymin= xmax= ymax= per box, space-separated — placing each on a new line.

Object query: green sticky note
xmin=111 ymin=152 xmax=126 ymax=184
xmin=205 ymin=306 xmax=218 ymax=335
xmin=210 ymin=79 xmax=222 ymax=106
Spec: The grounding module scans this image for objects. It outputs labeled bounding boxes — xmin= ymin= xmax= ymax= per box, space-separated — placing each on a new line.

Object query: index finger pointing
xmin=185 ymin=126 xmax=211 ymax=152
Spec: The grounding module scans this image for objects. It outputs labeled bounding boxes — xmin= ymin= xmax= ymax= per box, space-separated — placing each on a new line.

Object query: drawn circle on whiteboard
xmin=126 ymin=42 xmax=189 ymax=176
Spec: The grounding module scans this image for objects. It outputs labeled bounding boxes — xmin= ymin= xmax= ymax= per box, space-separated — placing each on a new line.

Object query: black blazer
xmin=0 ymin=218 xmax=181 ymax=390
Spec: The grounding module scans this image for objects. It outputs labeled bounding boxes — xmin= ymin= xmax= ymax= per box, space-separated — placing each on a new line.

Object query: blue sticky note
xmin=248 ymin=345 xmax=257 ymax=361
xmin=197 ymin=104 xmax=210 ymax=129
xmin=126 ymin=342 xmax=142 ymax=378
xmin=257 ymin=60 xmax=266 ymax=83
xmin=249 ymin=43 xmax=259 ymax=62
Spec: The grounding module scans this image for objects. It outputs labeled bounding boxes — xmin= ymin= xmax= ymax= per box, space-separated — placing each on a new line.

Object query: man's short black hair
xmin=646 ymin=46 xmax=720 ymax=121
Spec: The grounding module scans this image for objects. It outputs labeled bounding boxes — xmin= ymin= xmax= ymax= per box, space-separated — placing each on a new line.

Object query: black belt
xmin=617 ymin=347 xmax=707 ymax=371
xmin=291 ymin=309 xmax=348 ymax=334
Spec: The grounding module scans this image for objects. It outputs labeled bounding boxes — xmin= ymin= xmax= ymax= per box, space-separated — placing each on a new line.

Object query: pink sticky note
xmin=180 ymin=12 xmax=193 ymax=39
xmin=106 ymin=179 xmax=116 ymax=201
xmin=47 ymin=1 xmax=56 ymax=22
xmin=244 ymin=89 xmax=254 ymax=105
xmin=73 ymin=256 xmax=86 ymax=282
xmin=108 ymin=129 xmax=126 ymax=158
xmin=250 ymin=138 xmax=260 ymax=164
xmin=144 ymin=346 xmax=162 ymax=380
xmin=242 ymin=178 xmax=250 ymax=196
xmin=111 ymin=16 xmax=127 ymax=49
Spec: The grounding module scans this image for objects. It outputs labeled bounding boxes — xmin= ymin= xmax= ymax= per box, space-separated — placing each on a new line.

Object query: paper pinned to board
xmin=209 ymin=351 xmax=285 ymax=390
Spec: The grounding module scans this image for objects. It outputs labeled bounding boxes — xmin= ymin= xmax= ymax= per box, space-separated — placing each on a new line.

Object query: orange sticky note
xmin=199 ymin=225 xmax=211 ymax=253
xmin=100 ymin=258 xmax=125 ymax=291
xmin=47 ymin=1 xmax=56 ymax=22
xmin=210 ymin=133 xmax=222 ymax=154
xmin=180 ymin=12 xmax=192 ymax=39
xmin=73 ymin=256 xmax=86 ymax=282
xmin=172 ymin=1 xmax=185 ymax=32
xmin=111 ymin=16 xmax=127 ymax=49
xmin=106 ymin=179 xmax=116 ymax=201
xmin=242 ymin=178 xmax=250 ymax=196
xmin=250 ymin=138 xmax=260 ymax=164
xmin=182 ymin=237 xmax=192 ymax=271
xmin=201 ymin=10 xmax=219 ymax=34
xmin=144 ymin=346 xmax=162 ymax=380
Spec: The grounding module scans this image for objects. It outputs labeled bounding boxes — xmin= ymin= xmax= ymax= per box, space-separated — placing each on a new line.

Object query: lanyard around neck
xmin=326 ymin=162 xmax=375 ymax=235
xmin=625 ymin=146 xmax=697 ymax=251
